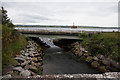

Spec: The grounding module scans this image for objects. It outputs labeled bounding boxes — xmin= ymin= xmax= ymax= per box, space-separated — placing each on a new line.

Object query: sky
xmin=1 ymin=0 xmax=120 ymax=27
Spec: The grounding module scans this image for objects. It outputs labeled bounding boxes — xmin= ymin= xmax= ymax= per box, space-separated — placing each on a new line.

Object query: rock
xmin=102 ymin=60 xmax=110 ymax=66
xmin=32 ymin=58 xmax=38 ymax=62
xmin=99 ymin=66 xmax=107 ymax=72
xmin=77 ymin=52 xmax=83 ymax=57
xmin=31 ymin=61 xmax=36 ymax=66
xmin=24 ymin=53 xmax=29 ymax=56
xmin=29 ymin=71 xmax=37 ymax=76
xmin=3 ymin=74 xmax=12 ymax=78
xmin=13 ymin=67 xmax=24 ymax=72
xmin=34 ymin=54 xmax=40 ymax=57
xmin=29 ymin=48 xmax=34 ymax=51
xmin=26 ymin=46 xmax=31 ymax=49
xmin=38 ymin=62 xmax=43 ymax=66
xmin=37 ymin=57 xmax=42 ymax=62
xmin=29 ymin=53 xmax=34 ymax=57
xmin=83 ymin=53 xmax=89 ymax=57
xmin=15 ymin=57 xmax=25 ymax=63
xmin=29 ymin=65 xmax=37 ymax=73
xmin=21 ymin=70 xmax=31 ymax=76
xmin=96 ymin=54 xmax=105 ymax=60
xmin=86 ymin=56 xmax=93 ymax=63
xmin=21 ymin=60 xmax=30 ymax=67
xmin=91 ymin=61 xmax=100 ymax=68
xmin=109 ymin=59 xmax=120 ymax=70
xmin=93 ymin=56 xmax=99 ymax=61
xmin=24 ymin=65 xmax=30 ymax=70
xmin=20 ymin=50 xmax=25 ymax=53
xmin=80 ymin=56 xmax=86 ymax=61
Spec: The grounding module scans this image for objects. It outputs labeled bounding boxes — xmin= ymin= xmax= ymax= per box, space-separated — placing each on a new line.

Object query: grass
xmin=79 ymin=32 xmax=120 ymax=62
xmin=2 ymin=24 xmax=27 ymax=68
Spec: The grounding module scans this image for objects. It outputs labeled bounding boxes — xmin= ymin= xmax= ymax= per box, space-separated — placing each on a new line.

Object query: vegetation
xmin=80 ymin=32 xmax=120 ymax=62
xmin=78 ymin=31 xmax=89 ymax=39
xmin=1 ymin=7 xmax=27 ymax=68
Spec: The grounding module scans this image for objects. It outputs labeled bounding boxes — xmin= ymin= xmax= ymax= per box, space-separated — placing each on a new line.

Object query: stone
xmin=29 ymin=48 xmax=34 ymax=51
xmin=24 ymin=65 xmax=30 ymax=70
xmin=86 ymin=56 xmax=93 ymax=63
xmin=78 ymin=52 xmax=83 ymax=57
xmin=29 ymin=65 xmax=37 ymax=73
xmin=21 ymin=60 xmax=30 ymax=67
xmin=34 ymin=54 xmax=40 ymax=57
xmin=102 ymin=60 xmax=110 ymax=66
xmin=37 ymin=57 xmax=42 ymax=62
xmin=91 ymin=61 xmax=100 ymax=68
xmin=26 ymin=46 xmax=31 ymax=49
xmin=29 ymin=53 xmax=34 ymax=57
xmin=31 ymin=61 xmax=36 ymax=66
xmin=15 ymin=57 xmax=25 ymax=63
xmin=93 ymin=56 xmax=99 ymax=61
xmin=32 ymin=58 xmax=38 ymax=62
xmin=3 ymin=74 xmax=12 ymax=78
xmin=13 ymin=67 xmax=24 ymax=72
xmin=83 ymin=53 xmax=89 ymax=57
xmin=21 ymin=70 xmax=31 ymax=76
xmin=80 ymin=56 xmax=86 ymax=61
xmin=96 ymin=54 xmax=105 ymax=60
xmin=24 ymin=53 xmax=29 ymax=56
xmin=99 ymin=66 xmax=107 ymax=72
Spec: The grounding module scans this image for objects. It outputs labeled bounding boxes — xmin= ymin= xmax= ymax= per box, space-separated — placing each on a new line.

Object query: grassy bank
xmin=2 ymin=24 xmax=27 ymax=68
xmin=79 ymin=32 xmax=120 ymax=62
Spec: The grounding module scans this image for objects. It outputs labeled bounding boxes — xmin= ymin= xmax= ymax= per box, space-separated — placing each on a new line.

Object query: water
xmin=15 ymin=27 xmax=119 ymax=32
xmin=42 ymin=38 xmax=99 ymax=74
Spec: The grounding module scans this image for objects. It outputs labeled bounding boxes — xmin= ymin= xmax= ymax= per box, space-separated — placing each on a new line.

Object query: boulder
xmin=80 ymin=56 xmax=86 ymax=61
xmin=29 ymin=53 xmax=34 ymax=57
xmin=13 ymin=67 xmax=24 ymax=72
xmin=21 ymin=60 xmax=30 ymax=67
xmin=102 ymin=60 xmax=110 ymax=66
xmin=15 ymin=57 xmax=25 ymax=63
xmin=29 ymin=65 xmax=37 ymax=73
xmin=83 ymin=53 xmax=89 ymax=57
xmin=99 ymin=66 xmax=107 ymax=72
xmin=93 ymin=56 xmax=99 ymax=61
xmin=34 ymin=54 xmax=40 ymax=57
xmin=91 ymin=61 xmax=100 ymax=68
xmin=24 ymin=65 xmax=30 ymax=70
xmin=3 ymin=74 xmax=12 ymax=78
xmin=37 ymin=57 xmax=42 ymax=62
xmin=21 ymin=70 xmax=31 ymax=76
xmin=24 ymin=53 xmax=29 ymax=56
xmin=29 ymin=71 xmax=37 ymax=76
xmin=77 ymin=52 xmax=83 ymax=57
xmin=86 ymin=56 xmax=93 ymax=63
xmin=26 ymin=46 xmax=31 ymax=49
xmin=32 ymin=58 xmax=38 ymax=62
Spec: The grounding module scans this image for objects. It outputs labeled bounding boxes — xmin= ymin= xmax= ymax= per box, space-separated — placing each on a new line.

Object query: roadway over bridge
xmin=15 ymin=27 xmax=95 ymax=35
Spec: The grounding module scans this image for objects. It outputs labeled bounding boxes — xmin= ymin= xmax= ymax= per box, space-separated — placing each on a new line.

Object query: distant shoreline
xmin=15 ymin=25 xmax=119 ymax=29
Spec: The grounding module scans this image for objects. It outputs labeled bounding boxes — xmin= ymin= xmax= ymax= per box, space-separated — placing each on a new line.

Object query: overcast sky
xmin=1 ymin=0 xmax=120 ymax=27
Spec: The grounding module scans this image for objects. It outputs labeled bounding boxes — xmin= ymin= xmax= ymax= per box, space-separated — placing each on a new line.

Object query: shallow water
xmin=43 ymin=46 xmax=100 ymax=75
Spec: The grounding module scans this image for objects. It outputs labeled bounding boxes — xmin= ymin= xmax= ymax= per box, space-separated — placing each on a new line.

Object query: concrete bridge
xmin=15 ymin=27 xmax=95 ymax=35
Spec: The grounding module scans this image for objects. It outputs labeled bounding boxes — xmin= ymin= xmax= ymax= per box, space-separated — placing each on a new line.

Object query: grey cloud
xmin=2 ymin=2 xmax=118 ymax=27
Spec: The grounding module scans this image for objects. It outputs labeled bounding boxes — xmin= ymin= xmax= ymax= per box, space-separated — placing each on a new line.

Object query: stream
xmin=42 ymin=38 xmax=99 ymax=74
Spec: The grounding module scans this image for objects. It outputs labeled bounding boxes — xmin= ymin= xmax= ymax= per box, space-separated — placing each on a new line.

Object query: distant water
xmin=15 ymin=27 xmax=119 ymax=32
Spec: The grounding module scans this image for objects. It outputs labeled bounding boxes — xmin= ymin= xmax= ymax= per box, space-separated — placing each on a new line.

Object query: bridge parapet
xmin=2 ymin=72 xmax=120 ymax=80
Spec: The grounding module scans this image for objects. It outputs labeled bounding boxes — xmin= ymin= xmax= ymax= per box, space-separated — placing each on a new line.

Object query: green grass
xmin=80 ymin=32 xmax=120 ymax=62
xmin=2 ymin=24 xmax=27 ymax=67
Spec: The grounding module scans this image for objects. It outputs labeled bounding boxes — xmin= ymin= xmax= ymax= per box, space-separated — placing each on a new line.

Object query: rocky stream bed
xmin=3 ymin=40 xmax=44 ymax=77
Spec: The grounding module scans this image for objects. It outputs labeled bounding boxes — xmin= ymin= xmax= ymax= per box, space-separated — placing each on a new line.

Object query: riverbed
xmin=42 ymin=38 xmax=99 ymax=74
